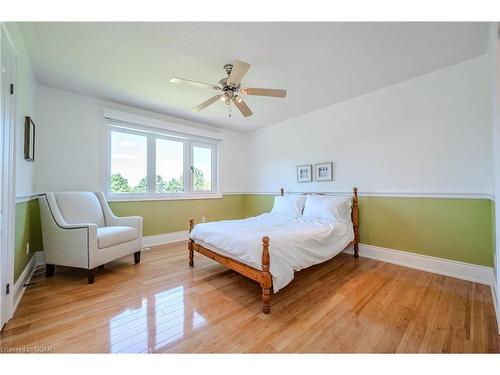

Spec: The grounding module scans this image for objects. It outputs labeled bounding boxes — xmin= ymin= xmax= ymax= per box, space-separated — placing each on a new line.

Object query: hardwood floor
xmin=1 ymin=242 xmax=499 ymax=353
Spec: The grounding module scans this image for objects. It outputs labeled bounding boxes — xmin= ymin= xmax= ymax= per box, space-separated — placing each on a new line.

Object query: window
xmin=155 ymin=138 xmax=184 ymax=194
xmin=110 ymin=131 xmax=147 ymax=194
xmin=192 ymin=144 xmax=214 ymax=192
xmin=107 ymin=124 xmax=218 ymax=199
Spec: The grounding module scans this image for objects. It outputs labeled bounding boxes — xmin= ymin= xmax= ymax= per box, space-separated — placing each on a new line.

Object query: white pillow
xmin=270 ymin=195 xmax=306 ymax=219
xmin=302 ymin=195 xmax=352 ymax=223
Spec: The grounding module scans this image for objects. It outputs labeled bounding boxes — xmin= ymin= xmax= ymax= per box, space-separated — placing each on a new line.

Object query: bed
xmin=188 ymin=188 xmax=360 ymax=314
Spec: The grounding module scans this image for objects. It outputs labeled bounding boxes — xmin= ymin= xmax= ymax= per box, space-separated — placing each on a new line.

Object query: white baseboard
xmin=343 ymin=243 xmax=495 ymax=286
xmin=491 ymin=283 xmax=500 ymax=335
xmin=142 ymin=230 xmax=188 ymax=248
xmin=12 ymin=251 xmax=44 ymax=315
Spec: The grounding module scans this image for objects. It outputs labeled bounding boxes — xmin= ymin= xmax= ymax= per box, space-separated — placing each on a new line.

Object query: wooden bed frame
xmin=188 ymin=187 xmax=360 ymax=314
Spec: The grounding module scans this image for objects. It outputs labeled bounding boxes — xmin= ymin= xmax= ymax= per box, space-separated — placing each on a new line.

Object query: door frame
xmin=0 ymin=23 xmax=18 ymax=329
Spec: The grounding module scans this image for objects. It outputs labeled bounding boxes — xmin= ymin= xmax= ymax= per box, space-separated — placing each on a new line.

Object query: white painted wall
xmin=34 ymin=86 xmax=248 ymax=194
xmin=4 ymin=23 xmax=38 ymax=197
xmin=34 ymin=55 xmax=493 ymax=197
xmin=245 ymin=55 xmax=493 ymax=196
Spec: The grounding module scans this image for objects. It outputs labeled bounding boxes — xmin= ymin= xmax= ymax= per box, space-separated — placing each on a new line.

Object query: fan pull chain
xmin=228 ymin=104 xmax=232 ymax=118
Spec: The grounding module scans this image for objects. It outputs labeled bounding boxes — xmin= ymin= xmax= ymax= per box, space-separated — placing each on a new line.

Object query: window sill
xmin=107 ymin=193 xmax=223 ymax=203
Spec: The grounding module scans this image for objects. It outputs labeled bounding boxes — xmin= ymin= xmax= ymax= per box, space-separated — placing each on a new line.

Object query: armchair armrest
xmin=95 ymin=192 xmax=143 ymax=238
xmin=108 ymin=215 xmax=142 ymax=229
xmin=108 ymin=215 xmax=143 ymax=243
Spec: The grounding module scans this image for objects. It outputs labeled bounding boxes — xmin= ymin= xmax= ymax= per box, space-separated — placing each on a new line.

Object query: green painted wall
xmin=14 ymin=199 xmax=43 ymax=282
xmin=243 ymin=194 xmax=494 ymax=267
xmin=243 ymin=194 xmax=275 ymax=218
xmin=491 ymin=200 xmax=496 ymax=260
xmin=109 ymin=195 xmax=246 ymax=236
xmin=359 ymin=196 xmax=493 ymax=266
xmin=13 ymin=194 xmax=495 ymax=283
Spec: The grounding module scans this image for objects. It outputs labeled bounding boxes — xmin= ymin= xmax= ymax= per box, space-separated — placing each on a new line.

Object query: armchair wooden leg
xmin=134 ymin=251 xmax=141 ymax=264
xmin=88 ymin=269 xmax=95 ymax=284
xmin=45 ymin=264 xmax=55 ymax=277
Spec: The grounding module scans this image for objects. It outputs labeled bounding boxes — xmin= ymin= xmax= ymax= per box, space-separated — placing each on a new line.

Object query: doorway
xmin=0 ymin=24 xmax=17 ymax=329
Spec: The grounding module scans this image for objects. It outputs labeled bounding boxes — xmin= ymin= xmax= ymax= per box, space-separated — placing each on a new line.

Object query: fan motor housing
xmin=218 ymin=77 xmax=240 ymax=92
xmin=223 ymin=63 xmax=233 ymax=75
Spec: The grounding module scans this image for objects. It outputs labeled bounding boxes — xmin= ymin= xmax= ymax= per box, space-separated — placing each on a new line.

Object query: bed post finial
xmin=261 ymin=236 xmax=271 ymax=314
xmin=352 ymin=188 xmax=359 ymax=258
xmin=188 ymin=219 xmax=194 ymax=267
xmin=280 ymin=188 xmax=284 ymax=196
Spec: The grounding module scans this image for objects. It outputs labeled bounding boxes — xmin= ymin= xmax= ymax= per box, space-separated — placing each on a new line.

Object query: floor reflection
xmin=109 ymin=286 xmax=207 ymax=353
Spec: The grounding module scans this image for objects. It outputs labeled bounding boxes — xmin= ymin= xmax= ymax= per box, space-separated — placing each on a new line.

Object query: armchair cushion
xmin=97 ymin=226 xmax=138 ymax=249
xmin=54 ymin=192 xmax=105 ymax=227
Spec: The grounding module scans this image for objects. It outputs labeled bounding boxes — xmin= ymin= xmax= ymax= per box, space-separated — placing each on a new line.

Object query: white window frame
xmin=104 ymin=121 xmax=220 ymax=201
xmin=190 ymin=141 xmax=218 ymax=195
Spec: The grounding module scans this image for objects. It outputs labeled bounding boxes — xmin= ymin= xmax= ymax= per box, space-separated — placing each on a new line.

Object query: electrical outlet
xmin=201 ymin=216 xmax=206 ymax=222
xmin=26 ymin=242 xmax=30 ymax=255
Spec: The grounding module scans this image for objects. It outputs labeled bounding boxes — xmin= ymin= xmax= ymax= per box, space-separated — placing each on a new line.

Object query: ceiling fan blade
xmin=240 ymin=87 xmax=287 ymax=97
xmin=170 ymin=77 xmax=220 ymax=91
xmin=231 ymin=97 xmax=253 ymax=117
xmin=228 ymin=60 xmax=251 ymax=86
xmin=193 ymin=94 xmax=224 ymax=112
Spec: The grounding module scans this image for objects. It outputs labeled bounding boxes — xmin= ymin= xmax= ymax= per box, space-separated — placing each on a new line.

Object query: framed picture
xmin=24 ymin=116 xmax=35 ymax=162
xmin=296 ymin=164 xmax=313 ymax=182
xmin=315 ymin=162 xmax=334 ymax=181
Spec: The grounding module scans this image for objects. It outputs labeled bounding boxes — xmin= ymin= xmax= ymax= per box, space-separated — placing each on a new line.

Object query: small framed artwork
xmin=315 ymin=162 xmax=334 ymax=181
xmin=24 ymin=116 xmax=35 ymax=162
xmin=297 ymin=164 xmax=313 ymax=182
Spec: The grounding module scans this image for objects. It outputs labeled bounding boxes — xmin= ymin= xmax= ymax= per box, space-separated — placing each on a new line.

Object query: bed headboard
xmin=279 ymin=187 xmax=360 ymax=256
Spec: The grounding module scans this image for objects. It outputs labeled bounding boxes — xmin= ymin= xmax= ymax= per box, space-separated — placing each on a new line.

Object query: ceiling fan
xmin=169 ymin=60 xmax=287 ymax=117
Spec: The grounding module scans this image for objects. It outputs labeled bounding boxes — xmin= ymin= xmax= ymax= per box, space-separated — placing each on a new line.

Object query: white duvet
xmin=189 ymin=213 xmax=354 ymax=292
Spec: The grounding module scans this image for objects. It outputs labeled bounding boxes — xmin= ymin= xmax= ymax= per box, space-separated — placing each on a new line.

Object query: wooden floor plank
xmin=1 ymin=241 xmax=498 ymax=353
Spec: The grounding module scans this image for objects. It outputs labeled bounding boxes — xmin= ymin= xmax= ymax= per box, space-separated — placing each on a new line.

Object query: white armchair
xmin=38 ymin=192 xmax=143 ymax=284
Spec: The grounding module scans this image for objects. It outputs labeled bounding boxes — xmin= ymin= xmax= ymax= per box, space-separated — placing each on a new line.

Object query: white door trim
xmin=0 ymin=23 xmax=18 ymax=329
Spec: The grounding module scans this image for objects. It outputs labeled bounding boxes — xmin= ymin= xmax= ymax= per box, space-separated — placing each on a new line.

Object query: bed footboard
xmin=188 ymin=219 xmax=194 ymax=267
xmin=187 ymin=219 xmax=273 ymax=314
xmin=261 ymin=236 xmax=272 ymax=314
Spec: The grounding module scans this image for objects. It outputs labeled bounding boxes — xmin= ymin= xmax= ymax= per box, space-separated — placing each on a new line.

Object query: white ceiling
xmin=20 ymin=22 xmax=489 ymax=132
